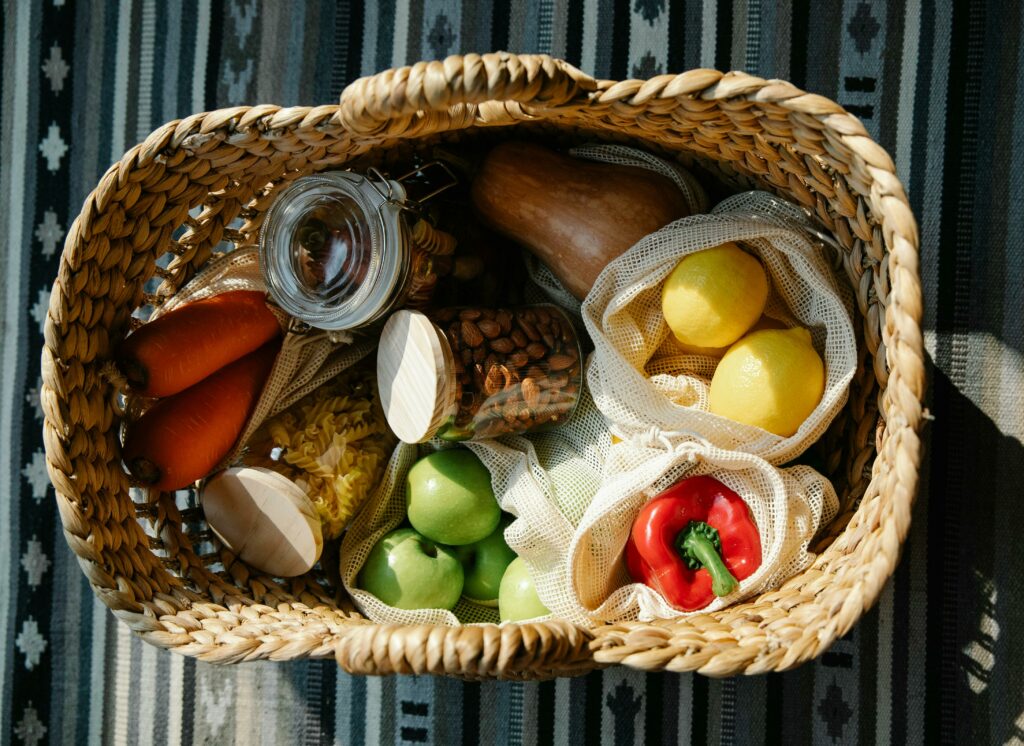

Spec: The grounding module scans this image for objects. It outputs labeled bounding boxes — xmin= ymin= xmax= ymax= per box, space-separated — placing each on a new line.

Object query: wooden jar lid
xmin=201 ymin=467 xmax=323 ymax=577
xmin=377 ymin=309 xmax=456 ymax=443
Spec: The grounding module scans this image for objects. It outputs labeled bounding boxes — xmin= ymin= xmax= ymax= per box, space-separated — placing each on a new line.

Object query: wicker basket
xmin=42 ymin=52 xmax=924 ymax=679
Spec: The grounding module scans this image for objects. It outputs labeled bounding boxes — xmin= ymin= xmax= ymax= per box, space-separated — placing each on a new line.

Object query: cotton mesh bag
xmin=567 ymin=434 xmax=839 ymax=623
xmin=463 ymin=384 xmax=609 ymax=625
xmin=339 ymin=442 xmax=503 ymax=626
xmin=582 ymin=191 xmax=857 ymax=464
xmin=339 ymin=384 xmax=610 ymax=627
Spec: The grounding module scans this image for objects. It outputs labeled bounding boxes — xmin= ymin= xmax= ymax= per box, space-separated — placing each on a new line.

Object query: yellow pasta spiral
xmin=255 ymin=364 xmax=395 ymax=539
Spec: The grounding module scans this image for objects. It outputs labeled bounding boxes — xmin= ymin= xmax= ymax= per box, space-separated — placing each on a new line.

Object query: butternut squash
xmin=470 ymin=142 xmax=694 ymax=299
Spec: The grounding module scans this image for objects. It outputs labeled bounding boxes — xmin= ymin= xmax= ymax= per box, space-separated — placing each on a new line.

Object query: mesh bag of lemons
xmin=582 ymin=190 xmax=857 ymax=463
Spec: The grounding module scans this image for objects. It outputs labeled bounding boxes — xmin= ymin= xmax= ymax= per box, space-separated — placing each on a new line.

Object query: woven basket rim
xmin=42 ymin=52 xmax=924 ymax=679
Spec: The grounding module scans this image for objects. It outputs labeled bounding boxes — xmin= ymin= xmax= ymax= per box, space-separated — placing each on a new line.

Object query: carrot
xmin=116 ymin=290 xmax=282 ymax=397
xmin=122 ymin=340 xmax=280 ymax=491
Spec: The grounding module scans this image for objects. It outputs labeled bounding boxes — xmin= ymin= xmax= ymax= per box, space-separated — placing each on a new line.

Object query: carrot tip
xmin=118 ymin=357 xmax=149 ymax=391
xmin=127 ymin=457 xmax=162 ymax=486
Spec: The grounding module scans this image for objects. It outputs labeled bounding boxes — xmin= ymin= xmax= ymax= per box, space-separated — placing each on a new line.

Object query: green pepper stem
xmin=680 ymin=522 xmax=739 ymax=597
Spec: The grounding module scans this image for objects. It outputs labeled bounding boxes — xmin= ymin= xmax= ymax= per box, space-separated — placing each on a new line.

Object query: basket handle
xmin=337 ymin=52 xmax=598 ymax=136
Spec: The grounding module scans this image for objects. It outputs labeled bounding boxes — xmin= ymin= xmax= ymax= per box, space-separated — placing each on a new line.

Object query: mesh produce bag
xmin=338 ymin=442 xmax=502 ymax=625
xmin=340 ymin=384 xmax=610 ymax=626
xmin=568 ymin=434 xmax=839 ymax=623
xmin=582 ymin=190 xmax=857 ymax=464
xmin=148 ymin=246 xmax=375 ymax=467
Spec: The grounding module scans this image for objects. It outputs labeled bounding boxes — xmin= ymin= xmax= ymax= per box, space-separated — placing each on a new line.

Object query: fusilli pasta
xmin=250 ymin=364 xmax=395 ymax=539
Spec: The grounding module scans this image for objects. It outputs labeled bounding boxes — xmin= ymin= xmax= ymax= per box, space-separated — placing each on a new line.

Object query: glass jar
xmin=376 ymin=305 xmax=583 ymax=443
xmin=259 ymin=167 xmax=456 ymax=331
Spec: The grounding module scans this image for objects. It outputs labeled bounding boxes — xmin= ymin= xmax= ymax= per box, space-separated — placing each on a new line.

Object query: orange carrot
xmin=116 ymin=290 xmax=282 ymax=397
xmin=121 ymin=341 xmax=280 ymax=491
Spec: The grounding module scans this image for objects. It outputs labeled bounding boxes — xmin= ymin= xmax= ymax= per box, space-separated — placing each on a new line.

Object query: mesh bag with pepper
xmin=567 ymin=436 xmax=839 ymax=623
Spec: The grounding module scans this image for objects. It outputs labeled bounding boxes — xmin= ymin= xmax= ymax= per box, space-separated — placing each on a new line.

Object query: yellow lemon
xmin=708 ymin=327 xmax=825 ymax=437
xmin=661 ymin=243 xmax=769 ymax=349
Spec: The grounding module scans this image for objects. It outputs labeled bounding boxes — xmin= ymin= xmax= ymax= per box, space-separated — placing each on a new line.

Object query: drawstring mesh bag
xmin=340 ymin=383 xmax=610 ymax=626
xmin=583 ymin=190 xmax=858 ymax=464
xmin=338 ymin=442 xmax=503 ymax=626
xmin=567 ymin=434 xmax=838 ymax=623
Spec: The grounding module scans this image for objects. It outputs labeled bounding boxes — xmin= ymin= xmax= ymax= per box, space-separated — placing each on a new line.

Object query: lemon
xmin=708 ymin=327 xmax=825 ymax=437
xmin=661 ymin=243 xmax=769 ymax=349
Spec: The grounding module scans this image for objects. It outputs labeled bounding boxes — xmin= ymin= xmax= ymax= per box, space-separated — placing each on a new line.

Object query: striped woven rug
xmin=3 ymin=0 xmax=1018 ymax=743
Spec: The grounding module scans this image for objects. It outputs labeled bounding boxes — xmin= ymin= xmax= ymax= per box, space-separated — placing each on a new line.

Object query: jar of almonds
xmin=376 ymin=306 xmax=583 ymax=442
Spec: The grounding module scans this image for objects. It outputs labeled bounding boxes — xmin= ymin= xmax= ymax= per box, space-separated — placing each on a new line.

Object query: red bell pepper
xmin=625 ymin=475 xmax=762 ymax=611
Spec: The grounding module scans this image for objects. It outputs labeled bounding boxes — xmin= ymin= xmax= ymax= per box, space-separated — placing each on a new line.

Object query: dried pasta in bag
xmin=248 ymin=363 xmax=395 ymax=539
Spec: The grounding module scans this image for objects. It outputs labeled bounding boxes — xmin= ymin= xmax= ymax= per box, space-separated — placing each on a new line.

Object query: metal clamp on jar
xmin=376 ymin=306 xmax=583 ymax=443
xmin=259 ymin=163 xmax=457 ymax=331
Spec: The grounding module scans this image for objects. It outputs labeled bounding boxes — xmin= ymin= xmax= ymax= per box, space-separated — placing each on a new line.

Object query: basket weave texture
xmin=42 ymin=52 xmax=924 ymax=679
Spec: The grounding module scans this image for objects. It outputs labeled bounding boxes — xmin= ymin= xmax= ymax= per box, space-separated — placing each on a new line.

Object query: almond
xmin=547 ymin=372 xmax=569 ymax=388
xmin=461 ymin=320 xmax=484 ymax=348
xmin=526 ymin=342 xmax=547 ymax=360
xmin=521 ymin=377 xmax=540 ymax=409
xmin=548 ymin=353 xmax=575 ymax=371
xmin=448 ymin=323 xmax=462 ymax=350
xmin=484 ymin=365 xmax=504 ymax=396
xmin=496 ymin=309 xmax=513 ymax=335
xmin=508 ymin=351 xmax=529 ymax=369
xmin=490 ymin=337 xmax=515 ymax=354
xmin=517 ymin=317 xmax=541 ymax=341
xmin=477 ymin=319 xmax=501 ymax=339
xmin=502 ymin=365 xmax=520 ymax=387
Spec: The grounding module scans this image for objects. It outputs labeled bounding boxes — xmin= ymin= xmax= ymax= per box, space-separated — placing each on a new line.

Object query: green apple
xmin=406 ymin=449 xmax=500 ymax=546
xmin=357 ymin=527 xmax=464 ymax=610
xmin=455 ymin=515 xmax=516 ymax=606
xmin=498 ymin=557 xmax=550 ymax=622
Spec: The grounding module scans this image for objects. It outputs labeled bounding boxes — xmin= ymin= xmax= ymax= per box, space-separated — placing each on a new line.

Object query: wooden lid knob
xmin=201 ymin=467 xmax=323 ymax=577
xmin=376 ymin=310 xmax=456 ymax=443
